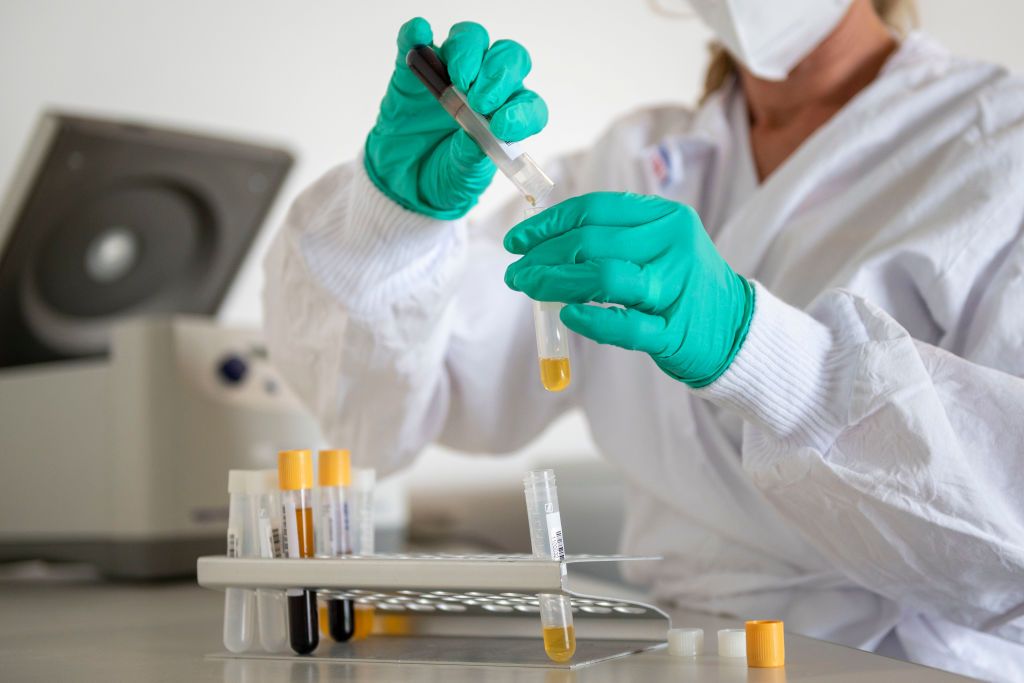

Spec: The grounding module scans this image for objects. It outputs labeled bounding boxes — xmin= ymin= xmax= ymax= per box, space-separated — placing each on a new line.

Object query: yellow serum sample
xmin=318 ymin=603 xmax=331 ymax=639
xmin=539 ymin=357 xmax=571 ymax=392
xmin=542 ymin=624 xmax=576 ymax=663
xmin=352 ymin=604 xmax=375 ymax=640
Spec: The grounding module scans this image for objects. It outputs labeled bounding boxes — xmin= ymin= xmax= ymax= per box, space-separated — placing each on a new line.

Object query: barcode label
xmin=545 ymin=511 xmax=565 ymax=561
xmin=257 ymin=513 xmax=282 ymax=559
xmin=281 ymin=500 xmax=299 ymax=559
xmin=272 ymin=527 xmax=282 ymax=558
xmin=226 ymin=529 xmax=241 ymax=558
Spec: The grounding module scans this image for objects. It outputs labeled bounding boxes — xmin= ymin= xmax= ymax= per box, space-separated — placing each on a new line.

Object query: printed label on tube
xmin=321 ymin=507 xmax=337 ymax=555
xmin=546 ymin=511 xmax=565 ymax=561
xmin=257 ymin=514 xmax=275 ymax=559
xmin=226 ymin=528 xmax=241 ymax=558
xmin=281 ymin=499 xmax=299 ymax=559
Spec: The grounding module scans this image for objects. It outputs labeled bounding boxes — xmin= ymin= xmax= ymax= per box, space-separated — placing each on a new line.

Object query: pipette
xmin=406 ymin=45 xmax=572 ymax=392
xmin=405 ymin=45 xmax=554 ymax=206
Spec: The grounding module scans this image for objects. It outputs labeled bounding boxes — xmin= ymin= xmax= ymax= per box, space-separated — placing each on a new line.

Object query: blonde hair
xmin=700 ymin=0 xmax=919 ymax=103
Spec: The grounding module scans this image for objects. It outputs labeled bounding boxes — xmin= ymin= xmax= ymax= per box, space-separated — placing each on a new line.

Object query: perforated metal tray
xmin=197 ymin=553 xmax=669 ymax=669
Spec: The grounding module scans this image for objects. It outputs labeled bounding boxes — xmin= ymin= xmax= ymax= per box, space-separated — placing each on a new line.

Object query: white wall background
xmin=3 ymin=0 xmax=1024 ymax=494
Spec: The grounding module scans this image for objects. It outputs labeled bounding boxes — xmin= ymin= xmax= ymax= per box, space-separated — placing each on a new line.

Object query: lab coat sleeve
xmin=698 ymin=279 xmax=1024 ymax=643
xmin=262 ymin=160 xmax=577 ymax=476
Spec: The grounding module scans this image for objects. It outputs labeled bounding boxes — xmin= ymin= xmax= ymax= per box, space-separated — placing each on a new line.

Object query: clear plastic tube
xmin=350 ymin=468 xmax=376 ymax=640
xmin=254 ymin=469 xmax=289 ymax=653
xmin=534 ymin=301 xmax=571 ymax=392
xmin=351 ymin=468 xmax=376 ymax=556
xmin=523 ymin=469 xmax=576 ymax=663
xmin=525 ymin=206 xmax=572 ymax=392
xmin=223 ymin=471 xmax=258 ymax=653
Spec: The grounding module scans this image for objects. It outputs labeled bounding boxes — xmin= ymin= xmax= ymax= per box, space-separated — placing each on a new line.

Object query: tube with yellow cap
xmin=317 ymin=449 xmax=355 ymax=643
xmin=278 ymin=449 xmax=319 ymax=655
xmin=746 ymin=620 xmax=785 ymax=668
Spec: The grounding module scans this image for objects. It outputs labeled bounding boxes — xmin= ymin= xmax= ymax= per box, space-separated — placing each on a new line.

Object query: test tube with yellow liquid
xmin=523 ymin=469 xmax=576 ymax=663
xmin=525 ymin=206 xmax=572 ymax=393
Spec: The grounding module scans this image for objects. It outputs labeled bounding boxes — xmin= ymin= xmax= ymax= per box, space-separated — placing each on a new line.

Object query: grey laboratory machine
xmin=0 ymin=113 xmax=322 ymax=577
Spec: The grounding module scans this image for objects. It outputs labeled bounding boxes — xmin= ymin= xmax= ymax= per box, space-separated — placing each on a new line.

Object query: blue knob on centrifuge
xmin=218 ymin=355 xmax=248 ymax=385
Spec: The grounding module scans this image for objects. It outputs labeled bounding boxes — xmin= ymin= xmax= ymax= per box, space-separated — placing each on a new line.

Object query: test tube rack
xmin=197 ymin=553 xmax=669 ymax=669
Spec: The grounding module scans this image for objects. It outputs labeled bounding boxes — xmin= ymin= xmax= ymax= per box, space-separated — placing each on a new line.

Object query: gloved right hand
xmin=364 ymin=17 xmax=548 ymax=220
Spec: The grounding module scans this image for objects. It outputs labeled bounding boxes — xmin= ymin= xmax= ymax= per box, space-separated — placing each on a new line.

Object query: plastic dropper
xmin=405 ymin=45 xmax=554 ymax=206
xmin=406 ymin=45 xmax=572 ymax=392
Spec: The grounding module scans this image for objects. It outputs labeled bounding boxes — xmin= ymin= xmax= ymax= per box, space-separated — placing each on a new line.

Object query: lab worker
xmin=263 ymin=0 xmax=1024 ymax=678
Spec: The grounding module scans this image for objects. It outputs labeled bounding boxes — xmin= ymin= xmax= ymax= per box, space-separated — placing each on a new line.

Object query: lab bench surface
xmin=0 ymin=579 xmax=973 ymax=682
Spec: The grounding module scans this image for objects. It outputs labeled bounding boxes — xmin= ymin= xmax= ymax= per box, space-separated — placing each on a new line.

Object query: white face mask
xmin=686 ymin=0 xmax=854 ymax=81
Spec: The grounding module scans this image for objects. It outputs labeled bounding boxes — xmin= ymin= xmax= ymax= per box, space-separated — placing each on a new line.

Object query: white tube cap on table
xmin=718 ymin=628 xmax=747 ymax=658
xmin=667 ymin=627 xmax=704 ymax=656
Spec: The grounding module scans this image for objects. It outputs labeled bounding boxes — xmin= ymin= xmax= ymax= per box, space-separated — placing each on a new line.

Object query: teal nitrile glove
xmin=504 ymin=193 xmax=755 ymax=388
xmin=364 ymin=18 xmax=549 ymax=220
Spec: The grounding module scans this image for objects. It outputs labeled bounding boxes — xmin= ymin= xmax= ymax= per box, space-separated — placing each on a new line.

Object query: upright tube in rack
xmin=523 ymin=469 xmax=576 ymax=662
xmin=254 ymin=469 xmax=288 ymax=652
xmin=278 ymin=449 xmax=319 ymax=655
xmin=223 ymin=470 xmax=258 ymax=653
xmin=350 ymin=468 xmax=377 ymax=640
xmin=318 ymin=449 xmax=355 ymax=642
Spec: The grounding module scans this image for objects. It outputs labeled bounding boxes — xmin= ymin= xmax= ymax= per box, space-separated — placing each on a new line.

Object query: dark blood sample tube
xmin=279 ymin=450 xmax=320 ymax=655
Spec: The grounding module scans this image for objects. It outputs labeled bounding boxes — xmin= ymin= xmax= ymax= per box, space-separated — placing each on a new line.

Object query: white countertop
xmin=0 ymin=571 xmax=973 ymax=682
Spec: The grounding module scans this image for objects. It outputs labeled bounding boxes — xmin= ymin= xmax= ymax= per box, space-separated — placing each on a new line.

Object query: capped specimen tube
xmin=317 ymin=449 xmax=354 ymax=642
xmin=350 ymin=468 xmax=377 ymax=640
xmin=525 ymin=206 xmax=572 ymax=392
xmin=223 ymin=470 xmax=258 ymax=653
xmin=253 ymin=469 xmax=289 ymax=653
xmin=406 ymin=45 xmax=555 ymax=207
xmin=278 ymin=449 xmax=319 ymax=655
xmin=523 ymin=469 xmax=575 ymax=663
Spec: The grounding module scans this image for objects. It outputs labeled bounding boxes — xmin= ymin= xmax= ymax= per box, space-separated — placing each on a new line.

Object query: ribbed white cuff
xmin=698 ymin=283 xmax=856 ymax=453
xmin=299 ymin=161 xmax=467 ymax=318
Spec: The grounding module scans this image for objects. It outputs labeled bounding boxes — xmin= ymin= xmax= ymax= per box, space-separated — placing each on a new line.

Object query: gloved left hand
xmin=504 ymin=192 xmax=755 ymax=388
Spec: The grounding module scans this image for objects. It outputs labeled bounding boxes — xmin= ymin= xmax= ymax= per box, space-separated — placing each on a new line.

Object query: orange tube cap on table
xmin=746 ymin=620 xmax=785 ymax=667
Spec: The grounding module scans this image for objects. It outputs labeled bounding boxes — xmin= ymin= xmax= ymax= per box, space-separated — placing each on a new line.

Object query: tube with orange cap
xmin=317 ymin=449 xmax=355 ymax=642
xmin=278 ymin=449 xmax=319 ymax=655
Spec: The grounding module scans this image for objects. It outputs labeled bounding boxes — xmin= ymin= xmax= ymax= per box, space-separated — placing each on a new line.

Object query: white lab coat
xmin=263 ymin=33 xmax=1024 ymax=679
